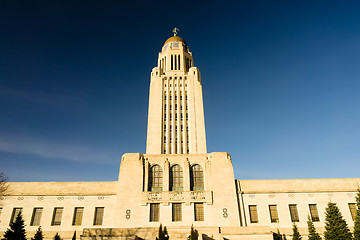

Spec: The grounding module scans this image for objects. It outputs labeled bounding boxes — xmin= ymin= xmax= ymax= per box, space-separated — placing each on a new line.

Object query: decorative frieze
xmin=142 ymin=191 xmax=213 ymax=205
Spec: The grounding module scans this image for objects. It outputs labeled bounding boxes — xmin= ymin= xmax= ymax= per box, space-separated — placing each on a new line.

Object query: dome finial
xmin=172 ymin=27 xmax=180 ymax=36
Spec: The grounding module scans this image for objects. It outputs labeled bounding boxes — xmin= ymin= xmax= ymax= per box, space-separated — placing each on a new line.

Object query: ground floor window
xmin=150 ymin=203 xmax=160 ymax=222
xmin=172 ymin=203 xmax=182 ymax=222
xmin=194 ymin=203 xmax=204 ymax=221
xmin=309 ymin=204 xmax=320 ymax=222
xmin=72 ymin=207 xmax=84 ymax=225
xmin=51 ymin=207 xmax=63 ymax=226
xmin=10 ymin=208 xmax=22 ymax=225
xmin=93 ymin=207 xmax=104 ymax=225
xmin=30 ymin=208 xmax=43 ymax=226
xmin=269 ymin=205 xmax=279 ymax=223
xmin=348 ymin=203 xmax=356 ymax=221
xmin=289 ymin=204 xmax=299 ymax=222
xmin=249 ymin=205 xmax=258 ymax=223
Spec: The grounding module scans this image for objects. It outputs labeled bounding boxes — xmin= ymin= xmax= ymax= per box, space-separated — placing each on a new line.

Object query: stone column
xmin=144 ymin=159 xmax=149 ymax=192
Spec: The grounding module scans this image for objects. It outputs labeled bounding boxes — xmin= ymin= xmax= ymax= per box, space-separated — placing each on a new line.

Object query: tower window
xmin=170 ymin=164 xmax=183 ymax=191
xmin=190 ymin=164 xmax=204 ymax=191
xmin=149 ymin=165 xmax=163 ymax=192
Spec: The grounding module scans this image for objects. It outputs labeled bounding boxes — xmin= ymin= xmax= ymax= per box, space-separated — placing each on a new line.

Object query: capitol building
xmin=0 ymin=33 xmax=359 ymax=240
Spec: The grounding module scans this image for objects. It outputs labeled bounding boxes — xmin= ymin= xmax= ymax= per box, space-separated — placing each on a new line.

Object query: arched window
xmin=149 ymin=165 xmax=163 ymax=192
xmin=190 ymin=164 xmax=204 ymax=191
xmin=170 ymin=164 xmax=183 ymax=191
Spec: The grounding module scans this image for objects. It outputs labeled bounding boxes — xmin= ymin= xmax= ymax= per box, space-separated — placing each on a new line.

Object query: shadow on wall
xmin=81 ymin=228 xmax=153 ymax=240
xmin=201 ymin=234 xmax=215 ymax=240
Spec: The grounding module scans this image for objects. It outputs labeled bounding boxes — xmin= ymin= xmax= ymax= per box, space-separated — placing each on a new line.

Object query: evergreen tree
xmin=3 ymin=212 xmax=27 ymax=240
xmin=307 ymin=216 xmax=321 ymax=240
xmin=273 ymin=229 xmax=284 ymax=240
xmin=156 ymin=224 xmax=168 ymax=240
xmin=32 ymin=226 xmax=44 ymax=240
xmin=324 ymin=202 xmax=352 ymax=240
xmin=188 ymin=225 xmax=198 ymax=240
xmin=292 ymin=223 xmax=302 ymax=240
xmin=53 ymin=232 xmax=62 ymax=240
xmin=354 ymin=188 xmax=360 ymax=240
xmin=72 ymin=231 xmax=76 ymax=240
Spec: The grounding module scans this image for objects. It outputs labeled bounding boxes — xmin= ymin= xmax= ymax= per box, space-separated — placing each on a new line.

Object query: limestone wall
xmin=237 ymin=178 xmax=360 ymax=237
xmin=0 ymin=181 xmax=117 ymax=240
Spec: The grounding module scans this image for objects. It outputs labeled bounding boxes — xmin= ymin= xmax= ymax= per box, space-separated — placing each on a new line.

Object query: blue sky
xmin=0 ymin=0 xmax=360 ymax=182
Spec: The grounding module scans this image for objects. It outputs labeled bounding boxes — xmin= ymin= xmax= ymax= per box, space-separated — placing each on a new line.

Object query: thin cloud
xmin=0 ymin=134 xmax=118 ymax=163
xmin=0 ymin=85 xmax=84 ymax=109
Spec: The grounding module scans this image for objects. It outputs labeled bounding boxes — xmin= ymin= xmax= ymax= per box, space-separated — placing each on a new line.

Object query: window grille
xmin=249 ymin=205 xmax=258 ymax=223
xmin=149 ymin=165 xmax=163 ymax=191
xmin=289 ymin=204 xmax=299 ymax=222
xmin=10 ymin=208 xmax=22 ymax=225
xmin=349 ymin=203 xmax=357 ymax=221
xmin=30 ymin=208 xmax=43 ymax=226
xmin=194 ymin=203 xmax=204 ymax=221
xmin=150 ymin=203 xmax=160 ymax=222
xmin=269 ymin=205 xmax=279 ymax=223
xmin=190 ymin=164 xmax=204 ymax=191
xmin=170 ymin=165 xmax=183 ymax=191
xmin=72 ymin=207 xmax=84 ymax=225
xmin=51 ymin=208 xmax=63 ymax=226
xmin=93 ymin=207 xmax=104 ymax=225
xmin=309 ymin=204 xmax=320 ymax=222
xmin=172 ymin=203 xmax=182 ymax=222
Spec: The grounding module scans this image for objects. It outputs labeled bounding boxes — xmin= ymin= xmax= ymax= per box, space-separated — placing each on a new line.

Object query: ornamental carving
xmin=190 ymin=191 xmax=206 ymax=200
xmin=169 ymin=192 xmax=184 ymax=200
xmin=147 ymin=192 xmax=162 ymax=201
xmin=143 ymin=191 xmax=213 ymax=205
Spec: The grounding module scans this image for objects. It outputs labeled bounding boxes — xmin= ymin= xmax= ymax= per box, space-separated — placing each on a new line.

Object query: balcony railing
xmin=142 ymin=191 xmax=213 ymax=205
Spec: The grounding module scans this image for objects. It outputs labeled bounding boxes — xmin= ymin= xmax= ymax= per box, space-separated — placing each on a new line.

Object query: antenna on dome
xmin=172 ymin=27 xmax=179 ymax=36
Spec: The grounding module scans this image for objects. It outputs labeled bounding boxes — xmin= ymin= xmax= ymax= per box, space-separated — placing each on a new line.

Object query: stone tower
xmin=146 ymin=35 xmax=207 ymax=154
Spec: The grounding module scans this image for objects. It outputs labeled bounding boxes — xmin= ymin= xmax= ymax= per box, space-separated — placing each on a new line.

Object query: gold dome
xmin=164 ymin=36 xmax=187 ymax=46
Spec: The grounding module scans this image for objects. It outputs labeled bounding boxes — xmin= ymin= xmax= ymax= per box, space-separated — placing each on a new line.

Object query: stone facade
xmin=0 ymin=35 xmax=359 ymax=240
